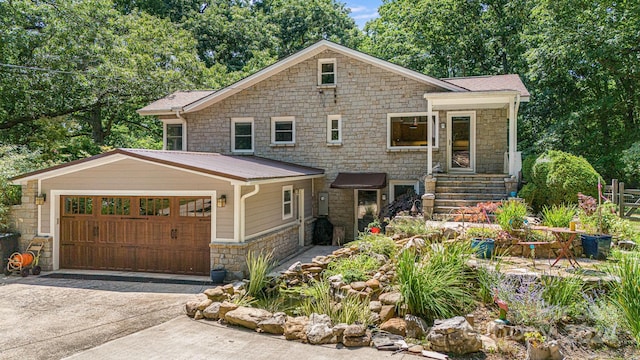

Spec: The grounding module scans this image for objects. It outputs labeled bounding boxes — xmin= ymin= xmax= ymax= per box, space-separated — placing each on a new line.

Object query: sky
xmin=344 ymin=0 xmax=382 ymax=29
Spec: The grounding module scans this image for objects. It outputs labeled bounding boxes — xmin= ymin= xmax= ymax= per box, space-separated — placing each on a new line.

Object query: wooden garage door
xmin=60 ymin=195 xmax=211 ymax=275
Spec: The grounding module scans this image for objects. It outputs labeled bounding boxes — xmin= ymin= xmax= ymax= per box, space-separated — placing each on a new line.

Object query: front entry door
xmin=447 ymin=111 xmax=476 ymax=172
xmin=355 ymin=190 xmax=379 ymax=236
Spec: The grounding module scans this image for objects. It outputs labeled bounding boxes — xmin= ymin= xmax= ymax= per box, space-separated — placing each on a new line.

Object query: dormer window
xmin=318 ymin=58 xmax=336 ymax=86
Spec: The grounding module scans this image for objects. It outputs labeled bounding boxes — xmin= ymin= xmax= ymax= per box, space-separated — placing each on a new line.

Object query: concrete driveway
xmin=0 ymin=273 xmax=207 ymax=360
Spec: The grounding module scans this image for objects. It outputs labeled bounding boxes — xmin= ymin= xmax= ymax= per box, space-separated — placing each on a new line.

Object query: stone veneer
xmin=210 ymin=219 xmax=315 ymax=279
xmin=183 ymin=50 xmax=510 ymax=239
xmin=9 ymin=180 xmax=53 ymax=270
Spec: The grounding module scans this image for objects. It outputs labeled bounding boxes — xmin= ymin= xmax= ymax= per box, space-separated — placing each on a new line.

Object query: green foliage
xmin=606 ymin=253 xmax=640 ymax=346
xmin=541 ymin=204 xmax=576 ymax=228
xmin=621 ymin=142 xmax=640 ymax=187
xmin=324 ymin=253 xmax=380 ymax=284
xmin=496 ymin=200 xmax=528 ymax=231
xmin=348 ymin=234 xmax=397 ymax=258
xmin=525 ymin=151 xmax=600 ymax=211
xmin=476 ymin=265 xmax=503 ymax=304
xmin=299 ymin=279 xmax=372 ymax=325
xmin=540 ymin=276 xmax=586 ymax=312
xmin=586 ymin=296 xmax=626 ymax=347
xmin=465 ymin=227 xmax=498 ymax=240
xmin=246 ymin=250 xmax=275 ymax=299
xmin=387 ymin=217 xmax=427 ymax=237
xmin=521 ymin=154 xmax=538 ymax=183
xmin=396 ymin=242 xmax=475 ymax=323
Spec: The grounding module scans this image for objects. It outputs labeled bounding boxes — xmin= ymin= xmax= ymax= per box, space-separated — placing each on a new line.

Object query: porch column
xmin=508 ymin=97 xmax=517 ymax=176
xmin=427 ymin=99 xmax=433 ymax=176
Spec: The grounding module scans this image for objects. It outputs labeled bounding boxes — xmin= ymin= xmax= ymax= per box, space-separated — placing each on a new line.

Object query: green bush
xmin=324 ymin=253 xmax=380 ymax=283
xmin=396 ymin=242 xmax=475 ymax=323
xmin=496 ymin=200 xmax=528 ymax=231
xmin=520 ymin=150 xmax=600 ymax=211
xmin=348 ymin=234 xmax=397 ymax=258
xmin=521 ymin=153 xmax=539 ymax=183
xmin=387 ymin=217 xmax=427 ymax=237
xmin=541 ymin=204 xmax=576 ymax=228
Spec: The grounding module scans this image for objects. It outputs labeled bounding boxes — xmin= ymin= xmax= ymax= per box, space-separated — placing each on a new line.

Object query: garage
xmin=59 ymin=195 xmax=212 ymax=275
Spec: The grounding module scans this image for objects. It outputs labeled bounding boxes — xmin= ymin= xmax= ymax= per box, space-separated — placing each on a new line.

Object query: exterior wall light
xmin=35 ymin=193 xmax=46 ymax=205
xmin=216 ymin=195 xmax=226 ymax=208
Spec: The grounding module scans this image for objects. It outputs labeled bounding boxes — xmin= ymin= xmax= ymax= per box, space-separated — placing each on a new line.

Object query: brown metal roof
xmin=137 ymin=90 xmax=216 ymax=114
xmin=330 ymin=173 xmax=387 ymax=189
xmin=442 ymin=74 xmax=530 ymax=99
xmin=12 ymin=149 xmax=324 ymax=183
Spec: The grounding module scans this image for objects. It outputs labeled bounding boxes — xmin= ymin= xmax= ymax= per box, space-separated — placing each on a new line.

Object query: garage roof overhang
xmin=11 ymin=149 xmax=325 ymax=186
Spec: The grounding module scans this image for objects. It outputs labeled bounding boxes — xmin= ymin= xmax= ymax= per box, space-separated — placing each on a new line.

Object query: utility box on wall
xmin=318 ymin=192 xmax=329 ymax=216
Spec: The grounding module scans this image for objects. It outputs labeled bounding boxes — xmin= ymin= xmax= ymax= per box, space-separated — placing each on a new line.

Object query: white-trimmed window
xmin=327 ymin=114 xmax=342 ymax=144
xmin=318 ymin=58 xmax=336 ymax=86
xmin=389 ymin=180 xmax=420 ymax=202
xmin=231 ymin=117 xmax=254 ymax=153
xmin=163 ymin=120 xmax=186 ymax=151
xmin=282 ymin=185 xmax=293 ymax=220
xmin=387 ymin=112 xmax=439 ymax=150
xmin=271 ymin=116 xmax=295 ymax=145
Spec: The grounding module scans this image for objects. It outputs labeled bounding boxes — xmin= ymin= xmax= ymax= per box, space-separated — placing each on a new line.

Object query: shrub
xmin=541 ymin=204 xmax=576 ymax=228
xmin=246 ymin=250 xmax=275 ymax=299
xmin=496 ymin=200 xmax=528 ymax=231
xmin=540 ymin=276 xmax=586 ymax=312
xmin=387 ymin=217 xmax=427 ymax=237
xmin=324 ymin=253 xmax=380 ymax=283
xmin=396 ymin=241 xmax=475 ymax=323
xmin=348 ymin=234 xmax=397 ymax=258
xmin=606 ymin=253 xmax=640 ymax=346
xmin=520 ymin=150 xmax=600 ymax=211
xmin=521 ymin=153 xmax=539 ymax=183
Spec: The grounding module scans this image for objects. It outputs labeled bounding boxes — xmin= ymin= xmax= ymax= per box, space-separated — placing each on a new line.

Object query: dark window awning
xmin=330 ymin=172 xmax=387 ymax=189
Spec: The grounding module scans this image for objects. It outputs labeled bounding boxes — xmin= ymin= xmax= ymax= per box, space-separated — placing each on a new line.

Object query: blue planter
xmin=210 ymin=269 xmax=227 ymax=283
xmin=471 ymin=238 xmax=495 ymax=259
xmin=581 ymin=234 xmax=612 ymax=260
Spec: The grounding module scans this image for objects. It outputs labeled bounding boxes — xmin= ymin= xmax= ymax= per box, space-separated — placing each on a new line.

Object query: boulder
xmin=197 ymin=298 xmax=213 ymax=311
xmin=202 ymin=302 xmax=222 ymax=320
xmin=350 ymin=281 xmax=367 ymax=291
xmin=343 ymin=332 xmax=371 ymax=347
xmin=194 ymin=310 xmax=204 ymax=320
xmin=369 ymin=301 xmax=382 ymax=313
xmin=379 ymin=305 xmax=396 ymax=323
xmin=408 ymin=345 xmax=424 ymax=353
xmin=225 ymin=307 xmax=273 ymax=330
xmin=486 ymin=320 xmax=524 ymax=341
xmin=218 ymin=301 xmax=239 ymax=320
xmin=343 ymin=324 xmax=367 ymax=337
xmin=405 ymin=314 xmax=428 ymax=339
xmin=287 ymin=261 xmax=302 ymax=272
xmin=426 ymin=316 xmax=482 ymax=355
xmin=222 ymin=283 xmax=235 ymax=295
xmin=479 ymin=335 xmax=497 ymax=352
xmin=371 ymin=332 xmax=405 ymax=351
xmin=526 ymin=340 xmax=564 ymax=360
xmin=185 ymin=301 xmax=199 ymax=317
xmin=366 ymin=278 xmax=380 ymax=290
xmin=204 ymin=287 xmax=227 ymax=302
xmin=306 ymin=313 xmax=335 ymax=345
xmin=379 ymin=292 xmax=402 ymax=306
xmin=284 ymin=316 xmax=309 ymax=342
xmin=332 ymin=323 xmax=348 ymax=343
xmin=380 ymin=318 xmax=407 ymax=337
xmin=258 ymin=312 xmax=287 ymax=335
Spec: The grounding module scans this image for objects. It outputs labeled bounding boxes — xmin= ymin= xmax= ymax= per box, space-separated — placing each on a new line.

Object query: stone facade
xmin=210 ymin=218 xmax=315 ymax=279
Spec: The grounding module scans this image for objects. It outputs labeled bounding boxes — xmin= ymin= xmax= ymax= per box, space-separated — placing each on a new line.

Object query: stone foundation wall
xmin=210 ymin=219 xmax=315 ymax=279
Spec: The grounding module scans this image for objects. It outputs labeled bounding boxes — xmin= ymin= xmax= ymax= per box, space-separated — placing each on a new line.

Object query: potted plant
xmin=577 ymin=193 xmax=613 ymax=260
xmin=467 ymin=227 xmax=497 ymax=259
xmin=366 ymin=218 xmax=382 ymax=234
xmin=210 ymin=264 xmax=227 ymax=283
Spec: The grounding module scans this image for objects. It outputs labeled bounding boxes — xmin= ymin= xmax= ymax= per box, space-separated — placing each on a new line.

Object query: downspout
xmin=173 ymin=108 xmax=187 ymax=151
xmin=240 ymin=185 xmax=260 ymax=242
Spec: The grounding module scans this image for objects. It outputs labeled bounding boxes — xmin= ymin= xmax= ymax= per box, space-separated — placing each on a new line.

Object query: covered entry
xmin=60 ymin=195 xmax=212 ymax=275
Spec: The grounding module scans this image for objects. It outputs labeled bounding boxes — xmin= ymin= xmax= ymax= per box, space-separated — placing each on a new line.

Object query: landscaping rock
xmin=379 ymin=305 xmax=396 ymax=322
xmin=366 ymin=278 xmax=380 ymax=290
xmin=202 ymin=302 xmax=222 ymax=320
xmin=194 ymin=310 xmax=204 ymax=320
xmin=222 ymin=283 xmax=235 ymax=295
xmin=218 ymin=301 xmax=239 ymax=320
xmin=565 ymin=325 xmax=597 ymax=348
xmin=258 ymin=312 xmax=287 ymax=335
xmin=486 ymin=320 xmax=525 ymax=340
xmin=380 ymin=318 xmax=407 ymax=336
xmin=306 ymin=314 xmax=334 ymax=345
xmin=332 ymin=323 xmax=348 ymax=343
xmin=405 ymin=314 xmax=429 ymax=339
xmin=342 ymin=332 xmax=371 ymax=347
xmin=369 ymin=301 xmax=382 ymax=313
xmin=196 ymin=298 xmax=213 ymax=311
xmin=185 ymin=301 xmax=199 ymax=317
xmin=350 ymin=281 xmax=367 ymax=291
xmin=371 ymin=332 xmax=405 ymax=351
xmin=287 ymin=261 xmax=302 ymax=272
xmin=284 ymin=316 xmax=309 ymax=342
xmin=618 ymin=240 xmax=637 ymax=251
xmin=408 ymin=345 xmax=424 ymax=353
xmin=403 ymin=237 xmax=426 ymax=252
xmin=426 ymin=316 xmax=482 ymax=355
xmin=526 ymin=340 xmax=563 ymax=360
xmin=479 ymin=335 xmax=497 ymax=352
xmin=343 ymin=324 xmax=366 ymax=337
xmin=225 ymin=307 xmax=273 ymax=330
xmin=379 ymin=291 xmax=401 ymax=306
xmin=204 ymin=287 xmax=227 ymax=302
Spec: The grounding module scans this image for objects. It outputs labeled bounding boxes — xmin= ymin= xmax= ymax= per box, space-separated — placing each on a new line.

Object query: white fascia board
xmin=425 ymin=91 xmax=520 ymax=106
xmin=136 ymin=109 xmax=177 ymax=116
xmin=245 ymin=174 xmax=325 ymax=186
xmin=12 ymin=154 xmax=129 ymax=184
xmin=184 ymin=41 xmax=466 ymax=114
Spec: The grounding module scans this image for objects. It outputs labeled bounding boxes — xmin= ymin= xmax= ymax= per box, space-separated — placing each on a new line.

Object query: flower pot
xmin=210 ymin=269 xmax=227 ymax=283
xmin=471 ymin=238 xmax=495 ymax=259
xmin=370 ymin=227 xmax=381 ymax=234
xmin=581 ymin=234 xmax=612 ymax=260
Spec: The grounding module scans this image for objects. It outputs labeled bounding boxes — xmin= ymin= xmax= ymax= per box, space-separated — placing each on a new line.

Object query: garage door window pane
xmin=179 ymin=198 xmax=211 ymax=217
xmin=64 ymin=196 xmax=93 ymax=215
xmin=140 ymin=198 xmax=170 ymax=216
xmin=101 ymin=197 xmax=131 ymax=215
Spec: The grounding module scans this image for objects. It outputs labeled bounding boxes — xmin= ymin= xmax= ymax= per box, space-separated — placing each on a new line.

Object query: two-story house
xmin=11 ymin=41 xmax=529 ymax=278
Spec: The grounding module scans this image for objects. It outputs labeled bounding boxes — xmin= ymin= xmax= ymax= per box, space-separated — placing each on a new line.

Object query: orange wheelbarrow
xmin=5 ymin=237 xmax=49 ymax=277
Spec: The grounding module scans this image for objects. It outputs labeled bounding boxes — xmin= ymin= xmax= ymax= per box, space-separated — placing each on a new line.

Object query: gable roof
xmin=176 ymin=40 xmax=467 ymax=114
xmin=442 ymin=74 xmax=530 ymax=101
xmin=137 ymin=90 xmax=216 ymax=116
xmin=12 ymin=149 xmax=324 ymax=184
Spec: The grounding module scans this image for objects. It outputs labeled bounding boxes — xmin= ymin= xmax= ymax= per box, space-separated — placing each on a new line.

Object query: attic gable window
xmin=318 ymin=58 xmax=336 ymax=86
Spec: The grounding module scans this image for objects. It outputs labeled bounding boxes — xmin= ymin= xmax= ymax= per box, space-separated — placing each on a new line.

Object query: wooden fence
xmin=605 ymin=179 xmax=640 ymax=218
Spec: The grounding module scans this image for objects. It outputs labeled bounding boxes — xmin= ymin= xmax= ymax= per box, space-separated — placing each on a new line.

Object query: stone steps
xmin=432 ymin=174 xmax=508 ymax=216
xmin=437 ymin=192 xmax=506 ymax=201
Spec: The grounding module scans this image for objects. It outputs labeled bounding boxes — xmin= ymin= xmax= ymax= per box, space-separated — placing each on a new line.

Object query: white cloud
xmin=349 ymin=6 xmax=367 ymax=13
xmin=352 ymin=11 xmax=379 ymax=20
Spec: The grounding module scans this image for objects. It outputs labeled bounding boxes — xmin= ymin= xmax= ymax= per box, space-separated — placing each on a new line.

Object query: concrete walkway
xmin=64 ymin=316 xmax=410 ymax=360
xmin=271 ymin=245 xmax=341 ymax=275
